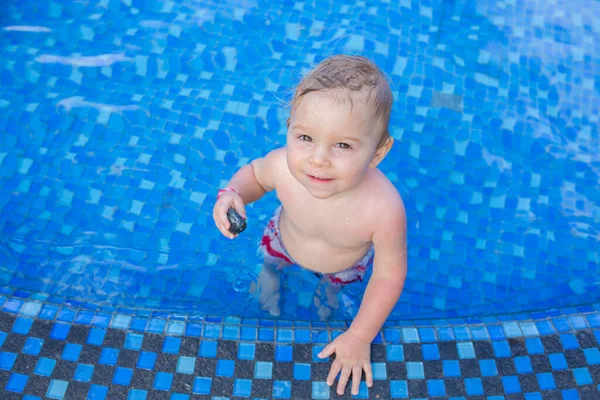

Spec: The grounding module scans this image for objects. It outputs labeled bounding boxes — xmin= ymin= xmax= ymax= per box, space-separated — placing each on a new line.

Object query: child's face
xmin=286 ymin=89 xmax=389 ymax=200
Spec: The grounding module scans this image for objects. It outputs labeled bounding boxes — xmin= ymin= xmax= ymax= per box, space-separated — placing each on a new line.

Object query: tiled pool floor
xmin=2 ymin=300 xmax=600 ymax=399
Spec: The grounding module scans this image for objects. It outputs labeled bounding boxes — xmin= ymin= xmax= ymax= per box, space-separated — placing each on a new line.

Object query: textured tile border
xmin=1 ymin=286 xmax=599 ymax=344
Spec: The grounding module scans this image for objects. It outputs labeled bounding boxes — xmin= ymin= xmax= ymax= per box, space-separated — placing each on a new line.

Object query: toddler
xmin=213 ymin=54 xmax=407 ymax=396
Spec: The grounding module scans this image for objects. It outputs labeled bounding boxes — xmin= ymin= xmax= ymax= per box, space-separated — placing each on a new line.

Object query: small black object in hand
xmin=227 ymin=208 xmax=247 ymax=234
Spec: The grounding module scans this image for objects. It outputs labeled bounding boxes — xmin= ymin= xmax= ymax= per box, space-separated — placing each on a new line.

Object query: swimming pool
xmin=1 ymin=0 xmax=598 ymax=322
xmin=1 ymin=0 xmax=599 ymax=398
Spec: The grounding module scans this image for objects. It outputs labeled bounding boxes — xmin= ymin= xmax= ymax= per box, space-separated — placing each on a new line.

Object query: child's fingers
xmin=232 ymin=196 xmax=247 ymax=219
xmin=336 ymin=366 xmax=351 ymax=395
xmin=351 ymin=366 xmax=362 ymax=395
xmin=318 ymin=343 xmax=335 ymax=359
xmin=326 ymin=361 xmax=342 ymax=386
xmin=363 ymin=363 xmax=373 ymax=387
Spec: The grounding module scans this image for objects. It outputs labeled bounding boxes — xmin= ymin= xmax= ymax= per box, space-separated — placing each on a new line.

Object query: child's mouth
xmin=308 ymin=174 xmax=333 ymax=182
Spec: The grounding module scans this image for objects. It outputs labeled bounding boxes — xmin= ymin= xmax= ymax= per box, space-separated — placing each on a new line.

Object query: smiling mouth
xmin=308 ymin=174 xmax=333 ymax=182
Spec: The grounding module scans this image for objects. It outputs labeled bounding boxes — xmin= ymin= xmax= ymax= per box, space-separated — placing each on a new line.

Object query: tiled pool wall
xmin=2 ymin=0 xmax=600 ymax=398
xmin=1 ymin=286 xmax=600 ymax=398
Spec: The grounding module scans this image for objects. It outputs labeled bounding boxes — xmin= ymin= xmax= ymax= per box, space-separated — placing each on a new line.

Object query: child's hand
xmin=318 ymin=329 xmax=373 ymax=396
xmin=213 ymin=190 xmax=247 ymax=239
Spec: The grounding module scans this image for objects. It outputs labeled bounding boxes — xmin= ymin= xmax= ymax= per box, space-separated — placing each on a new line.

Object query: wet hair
xmin=286 ymin=54 xmax=393 ymax=148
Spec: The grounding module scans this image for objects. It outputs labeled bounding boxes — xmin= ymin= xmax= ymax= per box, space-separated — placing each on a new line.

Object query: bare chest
xmin=276 ymin=183 xmax=374 ymax=249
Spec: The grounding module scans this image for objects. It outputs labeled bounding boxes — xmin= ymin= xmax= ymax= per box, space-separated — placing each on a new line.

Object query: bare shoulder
xmin=250 ymin=147 xmax=287 ymax=192
xmin=366 ymin=169 xmax=406 ymax=220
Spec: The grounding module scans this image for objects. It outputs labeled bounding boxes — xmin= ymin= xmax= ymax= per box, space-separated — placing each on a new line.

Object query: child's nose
xmin=309 ymin=147 xmax=330 ymax=167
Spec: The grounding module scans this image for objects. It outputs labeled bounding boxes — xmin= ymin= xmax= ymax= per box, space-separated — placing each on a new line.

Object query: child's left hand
xmin=318 ymin=329 xmax=373 ymax=396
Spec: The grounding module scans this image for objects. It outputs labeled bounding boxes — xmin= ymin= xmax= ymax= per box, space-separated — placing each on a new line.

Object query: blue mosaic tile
xmin=0 ymin=351 xmax=17 ymax=370
xmin=6 ymin=372 xmax=28 ymax=393
xmin=88 ymin=384 xmax=108 ymax=399
xmin=74 ymin=364 xmax=94 ymax=382
xmin=137 ymin=352 xmax=157 ymax=370
xmin=22 ymin=337 xmax=44 ymax=356
xmin=154 ymin=371 xmax=173 ymax=391
xmin=193 ymin=377 xmax=212 ymax=395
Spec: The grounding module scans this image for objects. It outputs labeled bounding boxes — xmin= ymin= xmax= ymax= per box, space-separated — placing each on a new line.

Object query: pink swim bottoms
xmin=258 ymin=206 xmax=374 ymax=287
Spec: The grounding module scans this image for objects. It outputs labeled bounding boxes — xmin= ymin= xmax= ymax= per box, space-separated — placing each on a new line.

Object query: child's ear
xmin=369 ymin=137 xmax=394 ymax=168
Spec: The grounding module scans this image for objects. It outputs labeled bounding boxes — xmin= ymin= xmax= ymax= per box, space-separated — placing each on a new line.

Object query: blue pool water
xmin=0 ymin=0 xmax=599 ymax=323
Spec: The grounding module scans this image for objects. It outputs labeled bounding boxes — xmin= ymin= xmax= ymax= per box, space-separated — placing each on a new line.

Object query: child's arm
xmin=348 ymin=200 xmax=407 ymax=341
xmin=213 ymin=148 xmax=285 ymax=238
xmin=318 ymin=198 xmax=407 ymax=395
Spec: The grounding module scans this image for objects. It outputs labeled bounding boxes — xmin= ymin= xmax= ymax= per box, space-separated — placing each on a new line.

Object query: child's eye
xmin=336 ymin=143 xmax=351 ymax=149
xmin=298 ymin=135 xmax=312 ymax=142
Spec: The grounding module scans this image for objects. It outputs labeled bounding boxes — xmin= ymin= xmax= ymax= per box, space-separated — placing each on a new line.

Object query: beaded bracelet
xmin=217 ymin=187 xmax=240 ymax=199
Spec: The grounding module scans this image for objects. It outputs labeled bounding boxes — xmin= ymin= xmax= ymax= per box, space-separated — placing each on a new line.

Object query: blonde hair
xmin=286 ymin=54 xmax=393 ymax=148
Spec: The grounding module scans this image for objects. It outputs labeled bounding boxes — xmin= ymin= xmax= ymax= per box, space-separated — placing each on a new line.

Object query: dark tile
xmin=519 ymin=374 xmax=539 ymax=392
xmin=542 ymin=390 xmax=563 ymax=400
xmin=117 ymin=348 xmax=139 ymax=368
xmin=312 ymin=362 xmax=333 ymax=380
xmin=39 ymin=338 xmax=64 ymax=358
xmin=52 ymin=359 xmax=77 ymax=380
xmin=65 ymin=381 xmax=91 ymax=399
xmin=147 ymin=390 xmax=171 ymax=400
xmin=473 ymin=341 xmax=494 ymax=358
xmin=508 ymin=338 xmax=528 ymax=356
xmin=0 ymin=370 xmax=10 ymax=385
xmin=24 ymin=374 xmax=51 ymax=397
xmin=179 ymin=336 xmax=200 ymax=356
xmin=423 ymin=360 xmax=443 ymax=379
xmin=293 ymin=344 xmax=312 ymax=363
xmin=273 ymin=362 xmax=293 ymax=380
xmin=211 ymin=377 xmax=233 ymax=396
xmin=2 ymin=392 xmax=22 ymax=400
xmin=553 ymin=370 xmax=576 ymax=389
xmin=234 ymin=359 xmax=255 ymax=379
xmin=481 ymin=376 xmax=504 ymax=396
xmin=386 ymin=361 xmax=407 ymax=379
xmin=530 ymin=354 xmax=552 ymax=372
xmin=578 ymin=385 xmax=600 ymax=400
xmin=369 ymin=380 xmax=391 ymax=399
xmin=495 ymin=357 xmax=517 ymax=375
xmin=541 ymin=336 xmax=563 ymax=353
xmin=458 ymin=359 xmax=480 ymax=377
xmin=79 ymin=345 xmax=102 ymax=364
xmin=444 ymin=377 xmax=466 ymax=397
xmin=66 ymin=325 xmax=90 ymax=344
xmin=171 ymin=372 xmax=194 ymax=393
xmin=91 ymin=364 xmax=115 ymax=386
xmin=292 ymin=380 xmax=312 ymax=399
xmin=564 ymin=349 xmax=587 ymax=368
xmin=1 ymin=333 xmax=26 ymax=353
xmin=407 ymin=379 xmax=427 ymax=398
xmin=108 ymin=384 xmax=129 ymax=398
xmin=251 ymin=378 xmax=273 ymax=398
xmin=12 ymin=353 xmax=37 ymax=374
xmin=438 ymin=342 xmax=459 ymax=359
xmin=131 ymin=367 xmax=155 ymax=388
xmin=29 ymin=319 xmax=53 ymax=339
xmin=142 ymin=333 xmax=164 ymax=352
xmin=371 ymin=344 xmax=386 ymax=362
xmin=194 ymin=357 xmax=217 ymax=376
xmin=589 ymin=365 xmax=600 ymax=381
xmin=506 ymin=394 xmax=525 ymax=400
xmin=216 ymin=340 xmax=237 ymax=359
xmin=403 ymin=343 xmax=423 ymax=361
xmin=155 ymin=353 xmax=178 ymax=371
xmin=189 ymin=395 xmax=211 ymax=400
xmin=104 ymin=329 xmax=126 ymax=348
xmin=0 ymin=312 xmax=16 ymax=329
xmin=255 ymin=343 xmax=275 ymax=361
xmin=576 ymin=330 xmax=598 ymax=348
